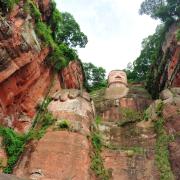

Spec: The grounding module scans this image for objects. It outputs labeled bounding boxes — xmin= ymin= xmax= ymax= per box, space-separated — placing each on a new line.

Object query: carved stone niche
xmin=105 ymin=70 xmax=129 ymax=100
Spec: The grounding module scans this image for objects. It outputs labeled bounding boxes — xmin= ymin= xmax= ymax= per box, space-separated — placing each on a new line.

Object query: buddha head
xmin=108 ymin=70 xmax=127 ymax=88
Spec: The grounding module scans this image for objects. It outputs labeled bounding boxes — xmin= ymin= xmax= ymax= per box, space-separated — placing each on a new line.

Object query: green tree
xmin=124 ymin=62 xmax=137 ymax=82
xmin=124 ymin=24 xmax=167 ymax=82
xmin=52 ymin=12 xmax=88 ymax=48
xmin=83 ymin=63 xmax=107 ymax=91
xmin=139 ymin=0 xmax=180 ymax=23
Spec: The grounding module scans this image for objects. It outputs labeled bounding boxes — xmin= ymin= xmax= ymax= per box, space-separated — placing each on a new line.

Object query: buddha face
xmin=108 ymin=70 xmax=127 ymax=86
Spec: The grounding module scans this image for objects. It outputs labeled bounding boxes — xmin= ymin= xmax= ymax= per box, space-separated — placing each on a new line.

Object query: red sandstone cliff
xmin=147 ymin=22 xmax=180 ymax=98
xmin=0 ymin=1 xmax=84 ymax=133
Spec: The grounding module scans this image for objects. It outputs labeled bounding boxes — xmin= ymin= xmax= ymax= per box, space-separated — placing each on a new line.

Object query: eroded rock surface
xmin=90 ymin=76 xmax=158 ymax=180
xmin=14 ymin=131 xmax=91 ymax=180
xmin=14 ymin=89 xmax=94 ymax=180
xmin=0 ymin=1 xmax=85 ymax=134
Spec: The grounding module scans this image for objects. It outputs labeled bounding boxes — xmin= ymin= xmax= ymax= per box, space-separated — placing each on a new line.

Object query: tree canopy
xmin=83 ymin=63 xmax=107 ymax=92
xmin=32 ymin=0 xmax=88 ymax=70
xmin=59 ymin=12 xmax=88 ymax=48
xmin=125 ymin=24 xmax=167 ymax=82
xmin=139 ymin=0 xmax=180 ymax=23
xmin=125 ymin=0 xmax=179 ymax=98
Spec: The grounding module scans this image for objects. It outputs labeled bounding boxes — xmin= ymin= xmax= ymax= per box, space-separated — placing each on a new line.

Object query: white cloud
xmin=56 ymin=0 xmax=159 ymax=74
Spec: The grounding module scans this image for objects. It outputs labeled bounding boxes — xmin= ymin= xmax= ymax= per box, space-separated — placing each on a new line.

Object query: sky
xmin=56 ymin=0 xmax=160 ymax=74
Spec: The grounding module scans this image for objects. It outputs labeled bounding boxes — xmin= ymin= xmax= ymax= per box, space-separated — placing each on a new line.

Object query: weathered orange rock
xmin=0 ymin=47 xmax=51 ymax=131
xmin=48 ymin=89 xmax=94 ymax=135
xmin=120 ymin=97 xmax=152 ymax=111
xmin=60 ymin=60 xmax=84 ymax=89
xmin=169 ymin=138 xmax=180 ymax=180
xmin=163 ymin=104 xmax=179 ymax=120
xmin=14 ymin=131 xmax=91 ymax=180
xmin=168 ymin=46 xmax=180 ymax=87
xmin=157 ymin=22 xmax=180 ymax=92
xmin=102 ymin=150 xmax=129 ymax=180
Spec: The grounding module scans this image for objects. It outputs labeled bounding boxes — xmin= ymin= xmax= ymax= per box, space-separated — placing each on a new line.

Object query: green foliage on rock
xmin=176 ymin=29 xmax=180 ymax=41
xmin=90 ymin=117 xmax=110 ymax=179
xmin=153 ymin=100 xmax=174 ymax=179
xmin=91 ymin=132 xmax=110 ymax=179
xmin=59 ymin=43 xmax=78 ymax=61
xmin=117 ymin=108 xmax=143 ymax=127
xmin=30 ymin=112 xmax=55 ymax=140
xmin=24 ymin=0 xmax=41 ymax=22
xmin=0 ymin=0 xmax=19 ymax=13
xmin=57 ymin=120 xmax=70 ymax=130
xmin=46 ymin=2 xmax=87 ymax=70
xmin=154 ymin=118 xmax=174 ymax=180
xmin=35 ymin=22 xmax=55 ymax=48
xmin=0 ymin=127 xmax=27 ymax=173
xmin=46 ymin=45 xmax=68 ymax=71
xmin=0 ymin=0 xmax=87 ymax=71
xmin=83 ymin=62 xmax=107 ymax=92
xmin=22 ymin=0 xmax=87 ymax=71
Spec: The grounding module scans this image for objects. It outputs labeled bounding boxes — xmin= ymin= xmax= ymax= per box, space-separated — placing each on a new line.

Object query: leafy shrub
xmin=35 ymin=22 xmax=55 ymax=48
xmin=117 ymin=108 xmax=143 ymax=127
xmin=0 ymin=0 xmax=19 ymax=13
xmin=41 ymin=112 xmax=55 ymax=127
xmin=154 ymin=118 xmax=174 ymax=180
xmin=91 ymin=152 xmax=109 ymax=180
xmin=91 ymin=132 xmax=103 ymax=151
xmin=155 ymin=101 xmax=164 ymax=117
xmin=24 ymin=0 xmax=41 ymax=22
xmin=176 ymin=29 xmax=180 ymax=41
xmin=83 ymin=62 xmax=107 ymax=92
xmin=59 ymin=43 xmax=78 ymax=62
xmin=57 ymin=120 xmax=70 ymax=130
xmin=91 ymin=131 xmax=110 ymax=179
xmin=30 ymin=112 xmax=55 ymax=140
xmin=47 ymin=46 xmax=67 ymax=71
xmin=0 ymin=127 xmax=27 ymax=173
xmin=95 ymin=116 xmax=102 ymax=126
xmin=36 ymin=97 xmax=52 ymax=112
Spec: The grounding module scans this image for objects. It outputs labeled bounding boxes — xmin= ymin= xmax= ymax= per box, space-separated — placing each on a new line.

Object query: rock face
xmin=14 ymin=89 xmax=94 ymax=180
xmin=14 ymin=131 xmax=91 ymax=180
xmin=160 ymin=88 xmax=180 ymax=180
xmin=0 ymin=174 xmax=27 ymax=180
xmin=0 ymin=1 xmax=179 ymax=180
xmin=60 ymin=60 xmax=84 ymax=89
xmin=105 ymin=70 xmax=129 ymax=100
xmin=0 ymin=5 xmax=85 ymax=133
xmin=92 ymin=83 xmax=152 ymax=121
xmin=0 ymin=1 xmax=52 ymax=133
xmin=141 ymin=87 xmax=180 ymax=179
xmin=147 ymin=22 xmax=180 ymax=98
xmin=91 ymin=82 xmax=158 ymax=180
